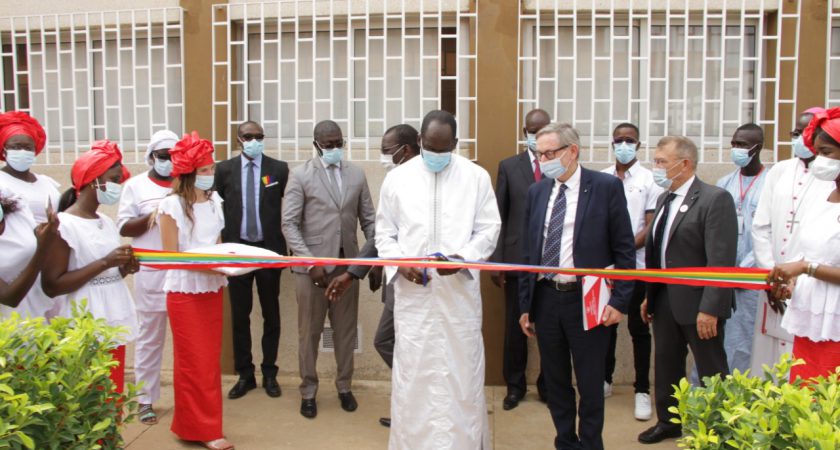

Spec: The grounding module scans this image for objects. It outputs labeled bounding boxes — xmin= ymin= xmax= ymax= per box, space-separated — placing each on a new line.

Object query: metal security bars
xmin=212 ymin=1 xmax=478 ymax=162
xmin=829 ymin=1 xmax=840 ymax=108
xmin=517 ymin=0 xmax=802 ymax=164
xmin=0 ymin=7 xmax=184 ymax=165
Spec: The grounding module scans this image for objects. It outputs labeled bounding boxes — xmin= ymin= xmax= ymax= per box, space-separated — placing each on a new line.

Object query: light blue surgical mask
xmin=539 ymin=153 xmax=569 ymax=179
xmin=195 ymin=175 xmax=214 ymax=191
xmin=792 ymin=136 xmax=813 ymax=159
xmin=526 ymin=133 xmax=537 ymax=152
xmin=153 ymin=157 xmax=173 ymax=177
xmin=730 ymin=146 xmax=755 ymax=168
xmin=4 ymin=149 xmax=36 ymax=172
xmin=0 ymin=204 xmax=4 ymax=223
xmin=95 ymin=180 xmax=122 ymax=205
xmin=421 ymin=148 xmax=452 ymax=173
xmin=321 ymin=147 xmax=344 ymax=166
xmin=652 ymin=160 xmax=685 ymax=190
xmin=613 ymin=143 xmax=637 ymax=165
xmin=242 ymin=139 xmax=264 ymax=159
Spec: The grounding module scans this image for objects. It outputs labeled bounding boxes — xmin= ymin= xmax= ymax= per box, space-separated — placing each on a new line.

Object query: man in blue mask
xmin=215 ymin=120 xmax=289 ymax=400
xmin=281 ymin=120 xmax=376 ymax=419
xmin=489 ymin=108 xmax=550 ymax=411
xmin=600 ymin=122 xmax=660 ymax=421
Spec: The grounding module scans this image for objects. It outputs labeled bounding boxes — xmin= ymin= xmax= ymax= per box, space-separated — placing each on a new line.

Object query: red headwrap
xmin=803 ymin=107 xmax=840 ymax=155
xmin=71 ymin=140 xmax=131 ymax=193
xmin=170 ymin=131 xmax=215 ymax=177
xmin=0 ymin=111 xmax=47 ymax=159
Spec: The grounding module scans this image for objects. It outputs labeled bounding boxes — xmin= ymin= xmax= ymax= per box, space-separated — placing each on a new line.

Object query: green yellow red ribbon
xmin=133 ymin=248 xmax=770 ymax=290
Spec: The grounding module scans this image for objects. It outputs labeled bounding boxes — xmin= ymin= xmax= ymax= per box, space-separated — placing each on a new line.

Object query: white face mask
xmin=195 ymin=174 xmax=215 ymax=191
xmin=95 ymin=180 xmax=122 ymax=205
xmin=811 ymin=155 xmax=840 ymax=182
xmin=4 ymin=149 xmax=36 ymax=172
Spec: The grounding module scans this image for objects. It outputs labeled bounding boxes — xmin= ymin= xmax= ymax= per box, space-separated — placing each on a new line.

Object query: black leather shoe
xmin=379 ymin=417 xmax=391 ymax=427
xmin=338 ymin=392 xmax=358 ymax=412
xmin=502 ymin=393 xmax=523 ymax=411
xmin=638 ymin=423 xmax=682 ymax=444
xmin=300 ymin=398 xmax=317 ymax=419
xmin=263 ymin=377 xmax=282 ymax=398
xmin=227 ymin=377 xmax=257 ymax=399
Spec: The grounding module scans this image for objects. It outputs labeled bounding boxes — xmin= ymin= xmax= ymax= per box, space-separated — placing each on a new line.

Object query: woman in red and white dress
xmin=157 ymin=132 xmax=232 ymax=450
xmin=41 ymin=141 xmax=138 ymax=392
xmin=770 ymin=107 xmax=840 ymax=381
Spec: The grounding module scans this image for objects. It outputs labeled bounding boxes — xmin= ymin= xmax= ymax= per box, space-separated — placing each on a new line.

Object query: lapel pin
xmin=679 ymin=204 xmax=689 ymax=213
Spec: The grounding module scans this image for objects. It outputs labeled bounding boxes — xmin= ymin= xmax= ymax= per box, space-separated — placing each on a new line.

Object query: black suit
xmin=215 ymin=154 xmax=289 ymax=380
xmin=646 ymin=176 xmax=737 ymax=426
xmin=491 ymin=151 xmax=545 ymax=397
xmin=519 ymin=167 xmax=636 ymax=450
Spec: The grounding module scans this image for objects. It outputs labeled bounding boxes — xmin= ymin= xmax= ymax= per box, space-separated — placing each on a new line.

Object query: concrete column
xmin=476 ymin=0 xmax=520 ymax=386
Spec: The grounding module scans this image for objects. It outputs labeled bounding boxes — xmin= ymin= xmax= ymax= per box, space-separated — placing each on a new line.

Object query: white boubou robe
xmin=376 ymin=154 xmax=501 ymax=450
xmin=750 ymin=157 xmax=834 ymax=374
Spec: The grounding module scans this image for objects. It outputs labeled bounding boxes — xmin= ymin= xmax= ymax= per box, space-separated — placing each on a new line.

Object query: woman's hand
xmin=103 ymin=244 xmax=133 ymax=269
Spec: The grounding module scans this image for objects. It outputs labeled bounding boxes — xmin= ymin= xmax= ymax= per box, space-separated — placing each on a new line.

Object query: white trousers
xmin=134 ymin=311 xmax=168 ymax=404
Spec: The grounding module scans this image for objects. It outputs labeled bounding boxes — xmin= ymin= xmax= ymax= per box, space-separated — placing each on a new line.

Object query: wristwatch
xmin=807 ymin=262 xmax=819 ymax=277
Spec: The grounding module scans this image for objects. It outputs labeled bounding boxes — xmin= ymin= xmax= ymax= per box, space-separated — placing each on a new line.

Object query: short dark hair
xmin=420 ymin=110 xmax=457 ymax=138
xmin=237 ymin=120 xmax=261 ymax=136
xmin=313 ymin=120 xmax=342 ymax=141
xmin=735 ymin=123 xmax=764 ymax=144
xmin=613 ymin=122 xmax=639 ymax=136
xmin=384 ymin=124 xmax=420 ymax=153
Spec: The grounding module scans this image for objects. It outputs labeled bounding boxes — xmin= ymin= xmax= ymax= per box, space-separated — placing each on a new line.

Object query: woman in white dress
xmin=117 ymin=129 xmax=177 ymax=425
xmin=157 ymin=132 xmax=231 ymax=450
xmin=0 ymin=190 xmax=57 ymax=316
xmin=770 ymin=107 xmax=840 ymax=381
xmin=0 ymin=111 xmax=61 ymax=223
xmin=41 ymin=140 xmax=139 ymax=393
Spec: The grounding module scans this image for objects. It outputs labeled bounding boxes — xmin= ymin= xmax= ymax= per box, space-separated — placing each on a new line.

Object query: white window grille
xmin=212 ymin=1 xmax=478 ymax=162
xmin=829 ymin=1 xmax=840 ymax=108
xmin=0 ymin=8 xmax=185 ymax=165
xmin=518 ymin=0 xmax=801 ymax=164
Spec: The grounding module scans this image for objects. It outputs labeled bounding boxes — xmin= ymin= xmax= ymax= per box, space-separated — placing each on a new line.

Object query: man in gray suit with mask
xmin=281 ymin=120 xmax=376 ymax=419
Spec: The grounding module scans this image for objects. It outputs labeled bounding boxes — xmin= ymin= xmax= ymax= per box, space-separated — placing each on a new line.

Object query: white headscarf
xmin=145 ymin=130 xmax=179 ymax=166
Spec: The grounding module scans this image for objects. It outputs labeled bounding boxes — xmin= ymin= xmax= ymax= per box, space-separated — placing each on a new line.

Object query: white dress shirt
xmin=541 ymin=165 xmax=581 ymax=282
xmin=602 ymin=162 xmax=662 ymax=269
xmin=652 ymin=175 xmax=695 ymax=268
xmin=240 ymin=153 xmax=264 ymax=241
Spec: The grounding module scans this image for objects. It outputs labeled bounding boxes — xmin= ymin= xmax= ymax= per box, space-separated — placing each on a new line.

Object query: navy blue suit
xmin=518 ymin=166 xmax=635 ymax=450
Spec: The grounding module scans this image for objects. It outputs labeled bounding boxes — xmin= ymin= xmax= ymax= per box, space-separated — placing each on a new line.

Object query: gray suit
xmin=645 ymin=176 xmax=737 ymax=425
xmin=281 ymin=157 xmax=376 ymax=398
xmin=346 ymin=240 xmax=395 ymax=368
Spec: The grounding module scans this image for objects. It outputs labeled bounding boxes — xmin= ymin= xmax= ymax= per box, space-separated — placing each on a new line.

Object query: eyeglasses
xmin=153 ymin=153 xmax=171 ymax=161
xmin=316 ymin=138 xmax=346 ymax=150
xmin=534 ymin=144 xmax=571 ymax=160
xmin=790 ymin=130 xmax=802 ymax=139
xmin=240 ymin=133 xmax=265 ymax=141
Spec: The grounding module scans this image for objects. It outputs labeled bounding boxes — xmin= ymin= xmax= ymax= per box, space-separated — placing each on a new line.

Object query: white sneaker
xmin=603 ymin=382 xmax=613 ymax=398
xmin=634 ymin=393 xmax=652 ymax=421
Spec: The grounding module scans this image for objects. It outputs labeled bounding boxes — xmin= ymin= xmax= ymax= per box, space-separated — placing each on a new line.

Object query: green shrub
xmin=672 ymin=354 xmax=840 ymax=450
xmin=0 ymin=303 xmax=138 ymax=449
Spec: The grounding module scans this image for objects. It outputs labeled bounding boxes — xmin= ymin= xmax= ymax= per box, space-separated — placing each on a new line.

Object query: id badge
xmin=737 ymin=213 xmax=744 ymax=235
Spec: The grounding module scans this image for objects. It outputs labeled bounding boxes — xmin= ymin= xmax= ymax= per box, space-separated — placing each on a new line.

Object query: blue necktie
xmin=541 ymin=184 xmax=568 ymax=267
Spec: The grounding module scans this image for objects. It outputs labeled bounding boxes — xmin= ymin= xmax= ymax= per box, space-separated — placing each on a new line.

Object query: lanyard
xmin=737 ymin=166 xmax=763 ymax=213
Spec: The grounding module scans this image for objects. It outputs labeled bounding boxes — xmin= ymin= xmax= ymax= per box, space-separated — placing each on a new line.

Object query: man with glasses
xmin=600 ymin=123 xmax=660 ymax=421
xmin=518 ymin=123 xmax=635 ymax=450
xmin=215 ymin=120 xmax=289 ymax=400
xmin=750 ymin=108 xmax=834 ymax=375
xmin=281 ymin=120 xmax=376 ymax=419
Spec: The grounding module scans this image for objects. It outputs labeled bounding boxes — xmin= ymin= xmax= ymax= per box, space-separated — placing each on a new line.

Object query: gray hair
xmin=535 ymin=122 xmax=581 ymax=148
xmin=657 ymin=135 xmax=698 ymax=168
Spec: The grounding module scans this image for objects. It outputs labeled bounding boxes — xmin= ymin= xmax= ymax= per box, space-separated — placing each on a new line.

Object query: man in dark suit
xmin=518 ymin=123 xmax=636 ymax=450
xmin=637 ymin=136 xmax=737 ymax=444
xmin=214 ymin=120 xmax=289 ymax=399
xmin=490 ymin=108 xmax=550 ymax=410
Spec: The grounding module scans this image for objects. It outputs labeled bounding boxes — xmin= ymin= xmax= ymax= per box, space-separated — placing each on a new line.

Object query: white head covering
xmin=145 ymin=130 xmax=179 ymax=166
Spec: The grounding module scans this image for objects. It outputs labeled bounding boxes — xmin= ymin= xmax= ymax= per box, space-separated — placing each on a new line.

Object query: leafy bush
xmin=0 ymin=303 xmax=138 ymax=449
xmin=673 ymin=354 xmax=840 ymax=450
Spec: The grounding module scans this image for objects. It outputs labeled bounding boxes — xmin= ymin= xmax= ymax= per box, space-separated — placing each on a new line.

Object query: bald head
xmin=313 ymin=120 xmax=343 ymax=141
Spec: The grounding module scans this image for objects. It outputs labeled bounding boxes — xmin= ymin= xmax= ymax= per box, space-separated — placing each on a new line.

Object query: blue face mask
xmin=730 ymin=146 xmax=755 ymax=168
xmin=526 ymin=133 xmax=537 ymax=152
xmin=539 ymin=152 xmax=569 ymax=179
xmin=195 ymin=175 xmax=214 ymax=191
xmin=421 ymin=148 xmax=452 ymax=173
xmin=153 ymin=157 xmax=173 ymax=177
xmin=0 ymin=204 xmax=4 ymax=223
xmin=321 ymin=147 xmax=343 ymax=166
xmin=792 ymin=136 xmax=813 ymax=160
xmin=4 ymin=149 xmax=36 ymax=172
xmin=95 ymin=180 xmax=122 ymax=205
xmin=242 ymin=139 xmax=264 ymax=159
xmin=652 ymin=160 xmax=685 ymax=190
xmin=613 ymin=143 xmax=637 ymax=165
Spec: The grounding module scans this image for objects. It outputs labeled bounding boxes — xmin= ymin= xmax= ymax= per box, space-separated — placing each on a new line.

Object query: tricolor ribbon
xmin=133 ymin=248 xmax=770 ymax=290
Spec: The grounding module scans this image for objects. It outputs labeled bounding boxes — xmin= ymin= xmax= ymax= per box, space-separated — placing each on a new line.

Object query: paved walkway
xmin=124 ymin=376 xmax=678 ymax=449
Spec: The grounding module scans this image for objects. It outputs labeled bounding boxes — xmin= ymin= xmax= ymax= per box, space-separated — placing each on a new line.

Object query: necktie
xmin=651 ymin=193 xmax=677 ymax=269
xmin=541 ymin=184 xmax=568 ymax=267
xmin=245 ymin=161 xmax=258 ymax=241
xmin=534 ymin=158 xmax=542 ymax=182
xmin=329 ymin=165 xmax=341 ymax=201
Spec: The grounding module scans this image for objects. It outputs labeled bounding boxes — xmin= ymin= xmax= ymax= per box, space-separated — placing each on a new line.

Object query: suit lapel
xmin=339 ymin=161 xmax=349 ymax=208
xmin=666 ymin=177 xmax=702 ymax=245
xmin=534 ymin=179 xmax=552 ymax=257
xmin=258 ymin=156 xmax=269 ymax=211
xmin=573 ymin=167 xmax=592 ymax=249
xmin=315 ymin=159 xmax=342 ymax=208
xmin=517 ymin=151 xmax=535 ymax=183
xmin=229 ymin=155 xmax=243 ymax=213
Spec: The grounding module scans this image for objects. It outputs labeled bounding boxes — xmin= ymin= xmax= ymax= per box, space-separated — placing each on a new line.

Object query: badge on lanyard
xmin=737 ymin=212 xmax=745 ymax=235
